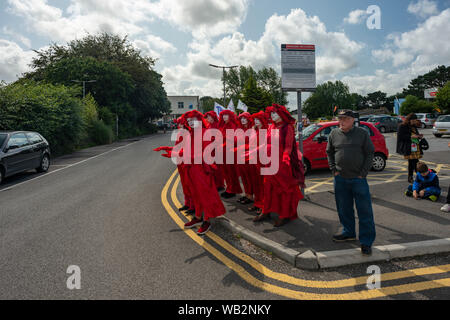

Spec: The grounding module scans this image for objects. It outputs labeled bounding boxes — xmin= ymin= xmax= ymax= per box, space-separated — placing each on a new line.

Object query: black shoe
xmin=185 ymin=209 xmax=195 ymax=216
xmin=237 ymin=196 xmax=247 ymax=203
xmin=221 ymin=192 xmax=236 ymax=199
xmin=217 ymin=187 xmax=225 ymax=192
xmin=405 ymin=190 xmax=413 ymax=197
xmin=178 ymin=205 xmax=189 ymax=211
xmin=361 ymin=245 xmax=372 ymax=256
xmin=332 ymin=234 xmax=357 ymax=243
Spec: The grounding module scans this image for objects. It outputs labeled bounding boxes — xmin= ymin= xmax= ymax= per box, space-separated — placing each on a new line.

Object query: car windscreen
xmin=303 ymin=124 xmax=322 ymax=139
xmin=416 ymin=114 xmax=425 ymax=119
xmin=437 ymin=115 xmax=450 ymax=122
xmin=0 ymin=134 xmax=6 ymax=148
xmin=367 ymin=118 xmax=379 ymax=122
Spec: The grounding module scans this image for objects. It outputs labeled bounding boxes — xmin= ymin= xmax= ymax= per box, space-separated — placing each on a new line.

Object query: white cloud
xmin=344 ymin=9 xmax=367 ymax=24
xmin=0 ymin=39 xmax=35 ymax=82
xmin=161 ymin=8 xmax=365 ymax=97
xmin=149 ymin=0 xmax=250 ymax=39
xmin=371 ymin=9 xmax=450 ymax=68
xmin=408 ymin=0 xmax=439 ymax=19
xmin=1 ymin=27 xmax=32 ymax=48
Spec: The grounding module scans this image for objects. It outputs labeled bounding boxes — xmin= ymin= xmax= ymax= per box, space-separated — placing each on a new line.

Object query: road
xmin=0 ymin=132 xmax=449 ymax=300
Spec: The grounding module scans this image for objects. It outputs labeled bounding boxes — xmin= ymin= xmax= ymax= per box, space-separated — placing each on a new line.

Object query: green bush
xmin=0 ymin=80 xmax=84 ymax=156
xmin=400 ymin=95 xmax=435 ymax=115
xmin=90 ymin=120 xmax=113 ymax=145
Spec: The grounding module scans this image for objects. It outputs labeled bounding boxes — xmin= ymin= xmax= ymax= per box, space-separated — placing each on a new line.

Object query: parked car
xmin=0 ymin=131 xmax=51 ymax=184
xmin=300 ymin=122 xmax=389 ymax=174
xmin=432 ymin=115 xmax=450 ymax=137
xmin=366 ymin=115 xmax=401 ymax=133
xmin=416 ymin=113 xmax=438 ymax=128
xmin=359 ymin=116 xmax=372 ymax=122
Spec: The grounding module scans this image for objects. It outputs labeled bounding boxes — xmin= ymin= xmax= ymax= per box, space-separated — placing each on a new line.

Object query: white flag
xmin=227 ymin=99 xmax=236 ymax=113
xmin=238 ymin=100 xmax=248 ymax=112
xmin=214 ymin=102 xmax=225 ymax=117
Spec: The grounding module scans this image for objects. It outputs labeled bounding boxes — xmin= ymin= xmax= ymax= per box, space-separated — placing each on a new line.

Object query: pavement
xmin=177 ymin=146 xmax=450 ymax=270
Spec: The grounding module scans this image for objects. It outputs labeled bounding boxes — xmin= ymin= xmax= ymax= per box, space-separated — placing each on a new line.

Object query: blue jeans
xmin=334 ymin=175 xmax=376 ymax=247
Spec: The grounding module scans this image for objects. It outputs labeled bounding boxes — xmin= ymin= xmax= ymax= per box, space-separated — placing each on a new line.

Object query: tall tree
xmin=25 ymin=32 xmax=170 ymax=133
xmin=403 ymin=65 xmax=450 ymax=98
xmin=303 ymin=81 xmax=352 ymax=118
xmin=436 ymin=81 xmax=450 ymax=114
xmin=240 ymin=75 xmax=273 ymax=113
xmin=366 ymin=91 xmax=387 ymax=109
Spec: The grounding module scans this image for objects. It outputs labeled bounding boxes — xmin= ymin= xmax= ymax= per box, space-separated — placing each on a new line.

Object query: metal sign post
xmin=281 ymin=44 xmax=316 ymax=197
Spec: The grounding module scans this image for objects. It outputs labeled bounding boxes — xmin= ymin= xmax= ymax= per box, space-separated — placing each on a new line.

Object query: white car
xmin=433 ymin=115 xmax=450 ymax=138
xmin=416 ymin=113 xmax=438 ymax=128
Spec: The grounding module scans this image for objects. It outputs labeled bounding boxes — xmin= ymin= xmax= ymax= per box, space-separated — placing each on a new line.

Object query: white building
xmin=165 ymin=96 xmax=200 ymax=121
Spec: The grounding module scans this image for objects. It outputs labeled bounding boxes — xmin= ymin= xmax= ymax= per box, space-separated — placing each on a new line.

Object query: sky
xmin=1 ymin=0 xmax=449 ymax=108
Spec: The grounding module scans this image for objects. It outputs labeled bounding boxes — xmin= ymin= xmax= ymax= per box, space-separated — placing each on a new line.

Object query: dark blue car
xmin=0 ymin=131 xmax=51 ymax=184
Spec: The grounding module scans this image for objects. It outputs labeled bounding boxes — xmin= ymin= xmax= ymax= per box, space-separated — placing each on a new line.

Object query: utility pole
xmin=208 ymin=64 xmax=239 ymax=108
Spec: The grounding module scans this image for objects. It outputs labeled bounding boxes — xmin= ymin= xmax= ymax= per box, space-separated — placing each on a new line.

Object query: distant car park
xmin=432 ymin=115 xmax=450 ymax=137
xmin=0 ymin=131 xmax=51 ymax=184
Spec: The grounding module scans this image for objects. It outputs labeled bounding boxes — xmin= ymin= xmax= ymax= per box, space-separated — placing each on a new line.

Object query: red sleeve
xmin=283 ymin=125 xmax=294 ymax=155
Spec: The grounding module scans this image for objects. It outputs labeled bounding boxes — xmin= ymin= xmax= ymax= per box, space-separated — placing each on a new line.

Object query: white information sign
xmin=281 ymin=44 xmax=316 ymax=90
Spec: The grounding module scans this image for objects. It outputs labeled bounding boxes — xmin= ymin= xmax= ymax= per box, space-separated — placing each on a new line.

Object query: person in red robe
xmin=253 ymin=104 xmax=305 ymax=227
xmin=161 ymin=110 xmax=226 ymax=235
xmin=236 ymin=112 xmax=255 ymax=205
xmin=246 ymin=111 xmax=269 ymax=215
xmin=219 ymin=110 xmax=243 ymax=199
xmin=204 ymin=111 xmax=225 ymax=192
xmin=154 ymin=117 xmax=194 ymax=214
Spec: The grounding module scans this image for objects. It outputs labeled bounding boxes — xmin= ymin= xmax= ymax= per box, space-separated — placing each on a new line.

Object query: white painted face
xmin=223 ymin=114 xmax=229 ymax=122
xmin=241 ymin=118 xmax=248 ymax=126
xmin=187 ymin=118 xmax=200 ymax=128
xmin=271 ymin=112 xmax=281 ymax=122
xmin=207 ymin=115 xmax=214 ymax=124
xmin=254 ymin=119 xmax=262 ymax=127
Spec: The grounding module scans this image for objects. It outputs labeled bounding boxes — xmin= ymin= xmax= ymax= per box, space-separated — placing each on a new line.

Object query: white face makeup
xmin=241 ymin=118 xmax=248 ymax=125
xmin=254 ymin=119 xmax=261 ymax=127
xmin=207 ymin=115 xmax=214 ymax=124
xmin=223 ymin=115 xmax=229 ymax=122
xmin=187 ymin=118 xmax=200 ymax=128
xmin=271 ymin=112 xmax=281 ymax=122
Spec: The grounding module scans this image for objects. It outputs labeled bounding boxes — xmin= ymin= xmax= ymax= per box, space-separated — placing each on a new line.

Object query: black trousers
xmin=447 ymin=185 xmax=450 ymax=204
xmin=408 ymin=159 xmax=419 ymax=177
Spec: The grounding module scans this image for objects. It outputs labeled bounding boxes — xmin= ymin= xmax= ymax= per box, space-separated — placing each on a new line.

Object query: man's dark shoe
xmin=178 ymin=205 xmax=189 ymax=211
xmin=253 ymin=213 xmax=270 ymax=223
xmin=332 ymin=234 xmax=357 ymax=243
xmin=221 ymin=192 xmax=236 ymax=199
xmin=361 ymin=245 xmax=372 ymax=256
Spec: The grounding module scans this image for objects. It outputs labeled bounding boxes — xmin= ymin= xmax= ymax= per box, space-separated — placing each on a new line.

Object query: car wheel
xmin=36 ymin=154 xmax=50 ymax=173
xmin=372 ymin=153 xmax=386 ymax=172
xmin=303 ymin=158 xmax=311 ymax=176
xmin=421 ymin=123 xmax=426 ymax=129
xmin=434 ymin=134 xmax=442 ymax=138
xmin=379 ymin=126 xmax=386 ymax=133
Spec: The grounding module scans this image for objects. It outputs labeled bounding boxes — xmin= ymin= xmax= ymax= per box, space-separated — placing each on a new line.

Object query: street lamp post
xmin=71 ymin=79 xmax=97 ymax=100
xmin=209 ymin=64 xmax=239 ymax=108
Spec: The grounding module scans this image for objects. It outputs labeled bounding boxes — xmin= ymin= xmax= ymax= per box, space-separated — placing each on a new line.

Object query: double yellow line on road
xmin=162 ymin=169 xmax=450 ymax=299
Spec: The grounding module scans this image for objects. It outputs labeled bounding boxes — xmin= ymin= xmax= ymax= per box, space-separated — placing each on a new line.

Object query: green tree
xmin=303 ymin=81 xmax=352 ymax=118
xmin=25 ymin=32 xmax=171 ymax=137
xmin=366 ymin=91 xmax=387 ymax=109
xmin=403 ymin=65 xmax=450 ymax=98
xmin=223 ymin=65 xmax=287 ymax=106
xmin=240 ymin=75 xmax=273 ymax=113
xmin=400 ymin=95 xmax=435 ymax=115
xmin=436 ymin=81 xmax=450 ymax=114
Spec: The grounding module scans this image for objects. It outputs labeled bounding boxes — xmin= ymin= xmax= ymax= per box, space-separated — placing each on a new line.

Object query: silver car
xmin=416 ymin=113 xmax=438 ymax=128
xmin=433 ymin=115 xmax=450 ymax=138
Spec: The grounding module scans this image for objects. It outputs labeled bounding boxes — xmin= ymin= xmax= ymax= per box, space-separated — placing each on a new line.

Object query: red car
xmin=300 ymin=122 xmax=389 ymax=174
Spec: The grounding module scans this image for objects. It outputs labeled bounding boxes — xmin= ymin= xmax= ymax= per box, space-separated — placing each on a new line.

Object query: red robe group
xmin=155 ymin=104 xmax=305 ymax=231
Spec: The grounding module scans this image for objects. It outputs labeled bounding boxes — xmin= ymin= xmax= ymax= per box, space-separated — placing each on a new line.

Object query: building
xmin=165 ymin=96 xmax=200 ymax=122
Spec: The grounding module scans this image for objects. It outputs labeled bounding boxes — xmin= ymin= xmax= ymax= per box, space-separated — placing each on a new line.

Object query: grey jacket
xmin=326 ymin=126 xmax=375 ymax=178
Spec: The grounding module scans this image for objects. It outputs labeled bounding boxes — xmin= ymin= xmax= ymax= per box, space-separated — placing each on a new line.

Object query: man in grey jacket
xmin=326 ymin=110 xmax=376 ymax=256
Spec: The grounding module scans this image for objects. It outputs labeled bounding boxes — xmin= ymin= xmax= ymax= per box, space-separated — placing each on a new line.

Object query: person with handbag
xmin=396 ymin=113 xmax=424 ymax=183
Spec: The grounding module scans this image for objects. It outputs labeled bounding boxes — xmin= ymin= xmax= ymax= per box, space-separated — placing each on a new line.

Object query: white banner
xmin=237 ymin=100 xmax=248 ymax=112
